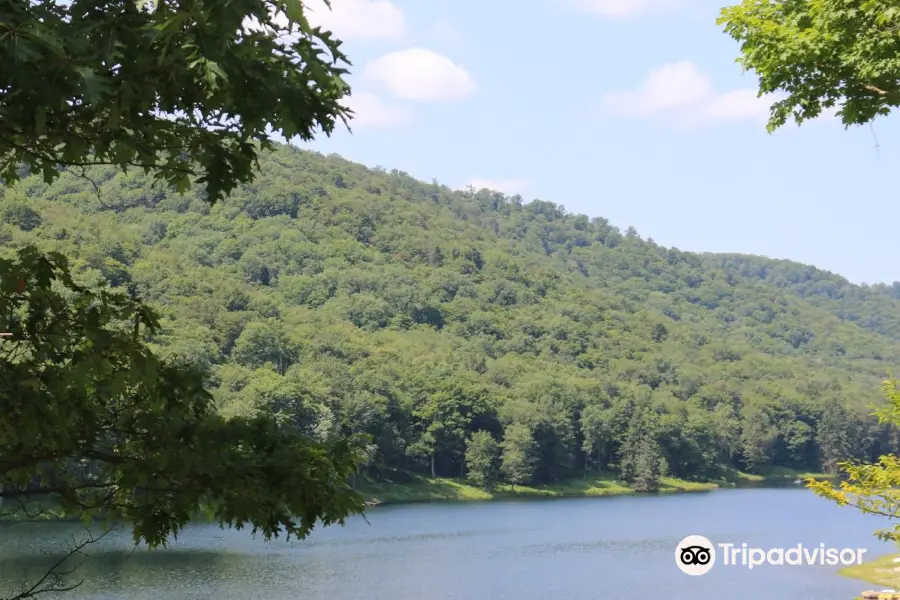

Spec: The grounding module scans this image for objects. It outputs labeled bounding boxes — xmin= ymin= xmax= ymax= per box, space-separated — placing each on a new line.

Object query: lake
xmin=0 ymin=487 xmax=894 ymax=599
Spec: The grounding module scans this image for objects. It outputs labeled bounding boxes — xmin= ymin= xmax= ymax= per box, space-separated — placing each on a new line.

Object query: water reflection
xmin=0 ymin=489 xmax=891 ymax=600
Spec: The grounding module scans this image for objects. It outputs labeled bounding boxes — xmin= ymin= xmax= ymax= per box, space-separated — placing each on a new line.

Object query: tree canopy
xmin=6 ymin=146 xmax=900 ymax=494
xmin=0 ymin=245 xmax=364 ymax=548
xmin=0 ymin=0 xmax=351 ymax=203
xmin=718 ymin=0 xmax=900 ymax=130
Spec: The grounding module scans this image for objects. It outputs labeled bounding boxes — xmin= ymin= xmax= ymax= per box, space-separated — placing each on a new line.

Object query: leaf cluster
xmin=0 ymin=245 xmax=365 ymax=546
xmin=0 ymin=0 xmax=352 ymax=202
xmin=718 ymin=0 xmax=900 ymax=129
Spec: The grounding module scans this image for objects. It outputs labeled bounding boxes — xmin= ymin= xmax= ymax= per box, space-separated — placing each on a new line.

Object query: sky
xmin=291 ymin=0 xmax=900 ymax=285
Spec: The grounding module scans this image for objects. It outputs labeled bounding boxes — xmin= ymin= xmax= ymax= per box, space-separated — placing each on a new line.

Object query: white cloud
xmin=341 ymin=92 xmax=406 ymax=128
xmin=602 ymin=62 xmax=713 ymax=117
xmin=365 ymin=48 xmax=475 ymax=101
xmin=686 ymin=88 xmax=771 ymax=124
xmin=574 ymin=0 xmax=682 ymax=18
xmin=303 ymin=0 xmax=405 ymax=41
xmin=599 ymin=61 xmax=778 ymax=128
xmin=464 ymin=179 xmax=529 ymax=195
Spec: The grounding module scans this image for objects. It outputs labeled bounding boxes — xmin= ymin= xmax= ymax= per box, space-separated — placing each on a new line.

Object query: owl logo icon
xmin=676 ymin=535 xmax=716 ymax=575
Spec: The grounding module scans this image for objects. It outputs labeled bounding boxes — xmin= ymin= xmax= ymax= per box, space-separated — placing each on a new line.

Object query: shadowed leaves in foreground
xmin=0 ymin=246 xmax=366 ymax=550
xmin=0 ymin=0 xmax=353 ymax=203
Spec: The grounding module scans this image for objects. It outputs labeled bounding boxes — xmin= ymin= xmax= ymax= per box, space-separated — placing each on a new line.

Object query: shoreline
xmin=357 ymin=469 xmax=834 ymax=508
xmin=840 ymin=553 xmax=900 ymax=593
xmin=0 ymin=470 xmax=834 ymax=523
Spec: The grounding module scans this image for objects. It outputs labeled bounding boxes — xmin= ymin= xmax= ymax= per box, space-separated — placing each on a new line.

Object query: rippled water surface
xmin=0 ymin=487 xmax=892 ymax=599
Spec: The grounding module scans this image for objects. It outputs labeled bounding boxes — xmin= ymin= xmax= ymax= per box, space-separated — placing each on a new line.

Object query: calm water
xmin=0 ymin=487 xmax=895 ymax=599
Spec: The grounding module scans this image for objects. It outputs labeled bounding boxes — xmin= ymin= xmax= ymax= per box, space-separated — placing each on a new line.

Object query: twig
xmin=66 ymin=166 xmax=111 ymax=208
xmin=2 ymin=527 xmax=116 ymax=600
xmin=870 ymin=122 xmax=881 ymax=159
xmin=863 ymin=83 xmax=890 ymax=95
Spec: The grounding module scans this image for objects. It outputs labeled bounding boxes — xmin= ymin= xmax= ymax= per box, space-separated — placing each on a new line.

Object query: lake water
xmin=0 ymin=487 xmax=895 ymax=599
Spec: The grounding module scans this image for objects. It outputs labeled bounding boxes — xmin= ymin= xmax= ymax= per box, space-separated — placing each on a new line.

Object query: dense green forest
xmin=3 ymin=144 xmax=900 ymax=492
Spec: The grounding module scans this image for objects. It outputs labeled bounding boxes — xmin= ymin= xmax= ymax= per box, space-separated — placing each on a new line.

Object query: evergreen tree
xmin=630 ymin=437 xmax=667 ymax=493
xmin=816 ymin=402 xmax=853 ymax=475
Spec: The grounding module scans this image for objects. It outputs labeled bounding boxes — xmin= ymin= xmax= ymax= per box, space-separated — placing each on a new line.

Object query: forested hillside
xmin=3 ymin=144 xmax=900 ymax=490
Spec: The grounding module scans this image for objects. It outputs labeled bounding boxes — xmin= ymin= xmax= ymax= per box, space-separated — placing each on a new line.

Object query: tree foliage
xmin=809 ymin=378 xmax=900 ymax=543
xmin=0 ymin=246 xmax=364 ymax=547
xmin=718 ymin=0 xmax=900 ymax=130
xmin=501 ymin=424 xmax=537 ymax=487
xmin=466 ymin=431 xmax=500 ymax=488
xmin=5 ymin=147 xmax=900 ymax=491
xmin=0 ymin=0 xmax=352 ymax=203
xmin=619 ymin=411 xmax=668 ymax=492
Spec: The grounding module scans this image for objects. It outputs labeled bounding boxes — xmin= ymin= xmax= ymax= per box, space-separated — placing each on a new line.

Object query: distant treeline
xmin=3 ymin=145 xmax=900 ymax=490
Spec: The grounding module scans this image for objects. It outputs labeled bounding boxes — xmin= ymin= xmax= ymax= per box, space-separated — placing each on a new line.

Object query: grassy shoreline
xmin=840 ymin=552 xmax=900 ymax=591
xmin=0 ymin=468 xmax=834 ymax=522
xmin=356 ymin=468 xmax=834 ymax=507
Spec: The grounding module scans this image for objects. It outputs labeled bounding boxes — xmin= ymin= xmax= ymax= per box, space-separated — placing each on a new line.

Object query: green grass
xmin=0 ymin=475 xmax=709 ymax=522
xmin=356 ymin=473 xmax=718 ymax=506
xmin=0 ymin=466 xmax=834 ymax=522
xmin=715 ymin=466 xmax=834 ymax=485
xmin=356 ymin=465 xmax=839 ymax=506
xmin=840 ymin=552 xmax=900 ymax=593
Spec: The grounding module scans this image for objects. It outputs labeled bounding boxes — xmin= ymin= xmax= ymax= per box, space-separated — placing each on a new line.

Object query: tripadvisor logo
xmin=675 ymin=535 xmax=867 ymax=576
xmin=677 ymin=535 xmax=716 ymax=576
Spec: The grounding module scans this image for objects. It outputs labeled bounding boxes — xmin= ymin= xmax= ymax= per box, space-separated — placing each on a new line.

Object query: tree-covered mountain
xmin=3 ymin=144 xmax=900 ymax=490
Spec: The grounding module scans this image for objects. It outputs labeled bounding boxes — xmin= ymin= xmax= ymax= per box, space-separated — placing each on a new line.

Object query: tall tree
xmin=500 ymin=424 xmax=536 ymax=487
xmin=580 ymin=404 xmax=615 ymax=474
xmin=630 ymin=437 xmax=667 ymax=493
xmin=718 ymin=0 xmax=900 ymax=130
xmin=466 ymin=431 xmax=500 ymax=488
xmin=816 ymin=401 xmax=854 ymax=475
xmin=739 ymin=405 xmax=778 ymax=473
xmin=0 ymin=0 xmax=352 ymax=203
xmin=618 ymin=410 xmax=667 ymax=492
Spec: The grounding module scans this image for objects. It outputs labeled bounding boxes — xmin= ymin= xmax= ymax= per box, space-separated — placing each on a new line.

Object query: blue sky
xmin=296 ymin=0 xmax=900 ymax=285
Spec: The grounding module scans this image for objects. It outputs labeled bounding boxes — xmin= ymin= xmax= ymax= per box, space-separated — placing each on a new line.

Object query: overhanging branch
xmin=2 ymin=527 xmax=118 ymax=600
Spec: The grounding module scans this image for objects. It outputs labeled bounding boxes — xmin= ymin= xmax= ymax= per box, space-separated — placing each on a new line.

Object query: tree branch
xmin=863 ymin=83 xmax=890 ymax=96
xmin=0 ymin=494 xmax=57 ymax=520
xmin=0 ymin=483 xmax=118 ymax=499
xmin=3 ymin=139 xmax=196 ymax=177
xmin=2 ymin=527 xmax=117 ymax=600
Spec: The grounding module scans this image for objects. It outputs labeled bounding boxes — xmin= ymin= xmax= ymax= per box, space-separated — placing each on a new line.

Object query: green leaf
xmin=0 ymin=0 xmax=354 ymax=200
xmin=76 ymin=66 xmax=105 ymax=104
xmin=34 ymin=108 xmax=46 ymax=135
xmin=284 ymin=0 xmax=312 ymax=31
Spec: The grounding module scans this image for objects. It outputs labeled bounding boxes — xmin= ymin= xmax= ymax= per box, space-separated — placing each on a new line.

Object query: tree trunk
xmin=430 ymin=453 xmax=435 ymax=479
